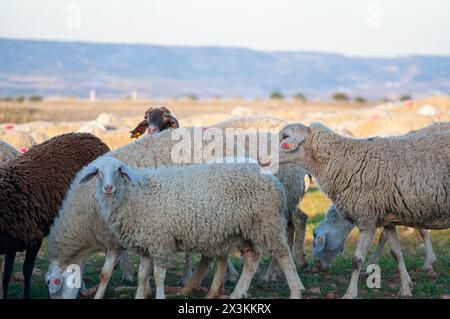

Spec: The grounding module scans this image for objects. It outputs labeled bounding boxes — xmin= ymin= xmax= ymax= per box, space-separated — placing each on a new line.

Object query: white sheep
xmin=263 ymin=122 xmax=449 ymax=298
xmin=79 ymin=156 xmax=304 ymax=299
xmin=312 ymin=205 xmax=436 ymax=272
xmin=46 ymin=127 xmax=242 ymax=299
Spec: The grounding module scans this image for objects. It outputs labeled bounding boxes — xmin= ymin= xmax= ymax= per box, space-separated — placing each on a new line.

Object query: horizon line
xmin=2 ymin=35 xmax=450 ymax=59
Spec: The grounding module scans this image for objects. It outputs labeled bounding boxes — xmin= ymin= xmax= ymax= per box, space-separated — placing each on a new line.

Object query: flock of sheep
xmin=0 ymin=105 xmax=449 ymax=299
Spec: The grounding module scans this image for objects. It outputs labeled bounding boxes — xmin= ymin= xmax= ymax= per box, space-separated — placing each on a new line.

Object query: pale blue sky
xmin=0 ymin=0 xmax=449 ymax=56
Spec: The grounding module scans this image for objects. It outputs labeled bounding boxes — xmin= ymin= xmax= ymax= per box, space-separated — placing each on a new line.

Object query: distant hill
xmin=1 ymin=38 xmax=449 ymax=99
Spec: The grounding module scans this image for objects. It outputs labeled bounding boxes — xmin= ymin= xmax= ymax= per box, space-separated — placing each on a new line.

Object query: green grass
xmin=6 ymin=187 xmax=450 ymax=299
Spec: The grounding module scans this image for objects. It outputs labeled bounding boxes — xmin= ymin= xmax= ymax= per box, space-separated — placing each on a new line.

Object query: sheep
xmin=312 ymin=205 xmax=437 ymax=272
xmin=46 ymin=127 xmax=241 ymax=299
xmin=0 ymin=128 xmax=36 ymax=150
xmin=0 ymin=140 xmax=20 ymax=163
xmin=213 ymin=116 xmax=288 ymax=132
xmin=129 ymin=113 xmax=308 ymax=287
xmin=130 ymin=106 xmax=179 ymax=138
xmin=77 ymin=113 xmax=117 ymax=134
xmin=79 ymin=156 xmax=305 ymax=299
xmin=310 ymin=122 xmax=450 ymax=273
xmin=174 ymin=123 xmax=308 ymax=295
xmin=0 ymin=133 xmax=109 ymax=299
xmin=260 ymin=121 xmax=449 ymax=298
xmin=0 ymin=140 xmax=20 ymax=299
xmin=311 ymin=123 xmax=450 ymax=273
xmin=190 ymin=116 xmax=309 ymax=283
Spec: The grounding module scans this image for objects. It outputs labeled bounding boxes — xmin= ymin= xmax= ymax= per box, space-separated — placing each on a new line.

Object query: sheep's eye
xmin=282 ymin=133 xmax=289 ymax=140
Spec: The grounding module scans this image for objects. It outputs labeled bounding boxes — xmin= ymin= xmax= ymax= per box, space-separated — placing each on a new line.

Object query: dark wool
xmin=0 ymin=133 xmax=109 ymax=253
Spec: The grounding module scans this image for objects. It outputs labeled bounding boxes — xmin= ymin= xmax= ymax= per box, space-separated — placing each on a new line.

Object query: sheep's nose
xmin=147 ymin=126 xmax=159 ymax=134
xmin=258 ymin=155 xmax=271 ymax=167
xmin=103 ymin=184 xmax=114 ymax=194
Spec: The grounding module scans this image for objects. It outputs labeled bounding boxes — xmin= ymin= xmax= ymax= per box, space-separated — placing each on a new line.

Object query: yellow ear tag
xmin=135 ymin=132 xmax=142 ymax=138
xmin=171 ymin=123 xmax=177 ymax=128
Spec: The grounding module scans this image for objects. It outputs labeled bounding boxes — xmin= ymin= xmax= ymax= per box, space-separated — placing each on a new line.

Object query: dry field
xmin=1 ymin=96 xmax=449 ymax=299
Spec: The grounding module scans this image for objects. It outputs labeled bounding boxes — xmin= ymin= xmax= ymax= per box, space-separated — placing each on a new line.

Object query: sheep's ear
xmin=169 ymin=115 xmax=179 ymax=129
xmin=130 ymin=119 xmax=149 ymax=139
xmin=159 ymin=106 xmax=170 ymax=113
xmin=79 ymin=166 xmax=98 ymax=184
xmin=280 ymin=129 xmax=310 ymax=152
xmin=312 ymin=230 xmax=327 ymax=253
xmin=118 ymin=165 xmax=139 ymax=184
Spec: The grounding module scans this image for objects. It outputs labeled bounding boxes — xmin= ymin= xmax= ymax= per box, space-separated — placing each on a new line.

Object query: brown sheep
xmin=0 ymin=133 xmax=109 ymax=299
xmin=130 ymin=106 xmax=179 ymax=138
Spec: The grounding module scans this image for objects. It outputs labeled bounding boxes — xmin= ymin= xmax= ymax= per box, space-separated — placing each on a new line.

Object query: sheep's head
xmin=258 ymin=123 xmax=311 ymax=168
xmin=45 ymin=263 xmax=82 ymax=299
xmin=312 ymin=206 xmax=354 ymax=272
xmin=79 ymin=157 xmax=140 ymax=212
xmin=130 ymin=106 xmax=179 ymax=138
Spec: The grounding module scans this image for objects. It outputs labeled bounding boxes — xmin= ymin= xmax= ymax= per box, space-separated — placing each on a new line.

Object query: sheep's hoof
xmin=421 ymin=264 xmax=435 ymax=272
xmin=178 ymin=286 xmax=196 ymax=297
xmin=205 ymin=291 xmax=220 ymax=299
xmin=230 ymin=292 xmax=247 ymax=299
xmin=396 ymin=288 xmax=413 ymax=298
xmin=342 ymin=291 xmax=357 ymax=299
xmin=290 ymin=291 xmax=302 ymax=299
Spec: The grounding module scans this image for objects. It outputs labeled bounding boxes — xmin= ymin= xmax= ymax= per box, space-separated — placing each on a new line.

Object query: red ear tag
xmin=281 ymin=143 xmax=296 ymax=151
xmin=53 ymin=278 xmax=61 ymax=286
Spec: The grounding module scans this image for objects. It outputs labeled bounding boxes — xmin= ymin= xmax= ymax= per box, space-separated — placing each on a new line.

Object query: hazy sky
xmin=1 ymin=0 xmax=449 ymax=56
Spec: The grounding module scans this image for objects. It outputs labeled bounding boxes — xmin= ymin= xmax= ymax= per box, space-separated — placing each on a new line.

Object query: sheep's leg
xmin=2 ymin=250 xmax=16 ymax=299
xmin=23 ymin=241 xmax=42 ymax=299
xmin=178 ymin=255 xmax=212 ymax=296
xmin=153 ymin=261 xmax=167 ymax=299
xmin=258 ymin=254 xmax=281 ymax=283
xmin=0 ymin=255 xmax=4 ymax=299
xmin=206 ymin=256 xmax=228 ymax=299
xmin=366 ymin=230 xmax=387 ymax=266
xmin=230 ymin=245 xmax=261 ymax=299
xmin=259 ymin=215 xmax=295 ymax=284
xmin=135 ymin=255 xmax=152 ymax=299
xmin=177 ymin=253 xmax=193 ymax=286
xmin=273 ymin=242 xmax=304 ymax=299
xmin=342 ymin=227 xmax=376 ymax=299
xmin=384 ymin=226 xmax=413 ymax=297
xmin=94 ymin=249 xmax=121 ymax=299
xmin=292 ymin=208 xmax=308 ymax=268
xmin=419 ymin=229 xmax=436 ymax=271
xmin=226 ymin=258 xmax=239 ymax=283
xmin=119 ymin=250 xmax=134 ymax=283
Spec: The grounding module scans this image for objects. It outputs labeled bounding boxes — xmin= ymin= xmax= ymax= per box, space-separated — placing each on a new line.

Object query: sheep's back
xmin=328 ymin=131 xmax=450 ymax=229
xmin=132 ymin=163 xmax=288 ymax=256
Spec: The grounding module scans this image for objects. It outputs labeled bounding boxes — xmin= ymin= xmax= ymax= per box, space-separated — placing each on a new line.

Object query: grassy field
xmin=6 ymin=186 xmax=449 ymax=299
